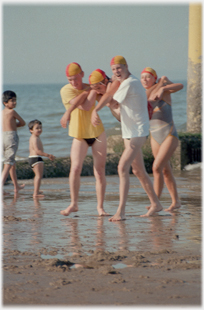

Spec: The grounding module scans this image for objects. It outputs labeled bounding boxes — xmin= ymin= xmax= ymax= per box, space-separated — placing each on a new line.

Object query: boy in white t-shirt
xmin=91 ymin=55 xmax=163 ymax=220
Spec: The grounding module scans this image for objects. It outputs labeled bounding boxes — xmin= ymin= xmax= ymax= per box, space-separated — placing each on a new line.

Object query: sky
xmin=2 ymin=0 xmax=191 ymax=84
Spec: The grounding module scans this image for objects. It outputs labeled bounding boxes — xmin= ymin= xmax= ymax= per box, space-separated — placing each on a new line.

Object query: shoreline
xmin=10 ymin=131 xmax=201 ymax=180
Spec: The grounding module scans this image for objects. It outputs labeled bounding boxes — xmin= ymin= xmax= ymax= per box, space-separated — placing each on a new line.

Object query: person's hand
xmin=48 ymin=154 xmax=55 ymax=161
xmin=84 ymin=86 xmax=92 ymax=92
xmin=60 ymin=111 xmax=70 ymax=128
xmin=152 ymin=87 xmax=164 ymax=100
xmin=91 ymin=109 xmax=101 ymax=127
xmin=111 ymin=74 xmax=117 ymax=81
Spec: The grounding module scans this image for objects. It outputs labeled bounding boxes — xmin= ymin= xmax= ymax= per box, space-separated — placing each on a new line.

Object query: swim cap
xmin=89 ymin=69 xmax=106 ymax=84
xmin=66 ymin=62 xmax=82 ymax=77
xmin=141 ymin=67 xmax=157 ymax=80
xmin=110 ymin=55 xmax=127 ymax=66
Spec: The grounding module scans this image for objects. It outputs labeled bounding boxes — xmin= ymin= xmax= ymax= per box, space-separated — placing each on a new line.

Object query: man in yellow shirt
xmin=60 ymin=62 xmax=108 ymax=216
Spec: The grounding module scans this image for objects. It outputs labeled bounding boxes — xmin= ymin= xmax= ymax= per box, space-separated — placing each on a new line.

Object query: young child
xmin=2 ymin=90 xmax=26 ymax=195
xmin=28 ymin=119 xmax=55 ymax=198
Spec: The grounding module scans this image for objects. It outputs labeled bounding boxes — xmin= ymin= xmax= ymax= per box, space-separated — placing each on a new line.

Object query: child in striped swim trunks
xmin=28 ymin=119 xmax=55 ymax=198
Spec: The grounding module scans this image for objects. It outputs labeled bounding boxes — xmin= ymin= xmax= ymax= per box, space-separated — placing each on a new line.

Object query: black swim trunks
xmin=84 ymin=138 xmax=97 ymax=147
xmin=28 ymin=156 xmax=44 ymax=168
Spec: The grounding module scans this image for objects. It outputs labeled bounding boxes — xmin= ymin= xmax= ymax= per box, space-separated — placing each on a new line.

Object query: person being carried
xmin=140 ymin=67 xmax=183 ymax=212
xmin=28 ymin=119 xmax=55 ymax=198
xmin=91 ymin=55 xmax=163 ymax=220
xmin=60 ymin=62 xmax=108 ymax=217
xmin=2 ymin=90 xmax=26 ymax=195
xmin=64 ymin=68 xmax=121 ymax=123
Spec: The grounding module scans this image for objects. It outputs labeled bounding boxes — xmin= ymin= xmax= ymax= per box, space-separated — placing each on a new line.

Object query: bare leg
xmin=144 ymin=138 xmax=163 ymax=210
xmin=150 ymin=138 xmax=165 ymax=198
xmin=109 ymin=137 xmax=148 ymax=222
xmin=2 ymin=164 xmax=12 ymax=195
xmin=131 ymin=150 xmax=163 ymax=217
xmin=60 ymin=139 xmax=88 ymax=216
xmin=163 ymin=163 xmax=181 ymax=211
xmin=151 ymin=136 xmax=180 ymax=211
xmin=9 ymin=164 xmax=25 ymax=193
xmin=2 ymin=164 xmax=11 ymax=185
xmin=32 ymin=163 xmax=44 ymax=198
xmin=92 ymin=131 xmax=108 ymax=216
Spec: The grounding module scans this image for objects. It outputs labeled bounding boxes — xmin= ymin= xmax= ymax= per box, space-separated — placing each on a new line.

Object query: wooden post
xmin=186 ymin=3 xmax=202 ymax=133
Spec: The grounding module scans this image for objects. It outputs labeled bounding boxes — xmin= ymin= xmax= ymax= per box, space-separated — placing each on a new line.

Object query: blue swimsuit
xmin=150 ymin=100 xmax=179 ymax=145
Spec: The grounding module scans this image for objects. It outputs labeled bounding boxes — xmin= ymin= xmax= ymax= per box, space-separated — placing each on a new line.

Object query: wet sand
xmin=3 ymin=168 xmax=202 ymax=306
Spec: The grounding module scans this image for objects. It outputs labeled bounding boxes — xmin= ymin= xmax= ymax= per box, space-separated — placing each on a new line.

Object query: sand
xmin=2 ymin=168 xmax=202 ymax=306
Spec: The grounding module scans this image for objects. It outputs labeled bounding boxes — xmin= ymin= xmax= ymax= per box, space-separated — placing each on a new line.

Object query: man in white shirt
xmin=91 ymin=55 xmax=163 ymax=220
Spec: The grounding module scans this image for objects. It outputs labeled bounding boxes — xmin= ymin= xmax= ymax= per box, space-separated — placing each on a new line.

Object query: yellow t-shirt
xmin=60 ymin=83 xmax=104 ymax=139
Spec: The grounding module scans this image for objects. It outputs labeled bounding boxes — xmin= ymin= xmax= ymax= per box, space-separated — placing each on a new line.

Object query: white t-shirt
xmin=113 ymin=74 xmax=149 ymax=139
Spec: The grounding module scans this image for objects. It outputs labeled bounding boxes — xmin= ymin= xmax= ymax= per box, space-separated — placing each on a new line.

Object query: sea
xmin=2 ymin=80 xmax=187 ymax=161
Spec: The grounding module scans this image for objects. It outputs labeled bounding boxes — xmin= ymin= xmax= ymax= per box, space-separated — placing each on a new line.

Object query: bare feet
xmin=60 ymin=204 xmax=79 ymax=216
xmin=165 ymin=201 xmax=181 ymax=212
xmin=14 ymin=184 xmax=25 ymax=193
xmin=97 ymin=207 xmax=109 ymax=216
xmin=109 ymin=211 xmax=126 ymax=222
xmin=140 ymin=202 xmax=163 ymax=217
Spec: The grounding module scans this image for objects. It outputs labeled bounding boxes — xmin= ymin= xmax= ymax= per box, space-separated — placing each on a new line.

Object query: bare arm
xmin=60 ymin=88 xmax=97 ymax=128
xmin=69 ymin=87 xmax=92 ymax=111
xmin=80 ymin=89 xmax=98 ymax=111
xmin=91 ymin=80 xmax=120 ymax=127
xmin=95 ymin=80 xmax=119 ymax=112
xmin=14 ymin=111 xmax=26 ymax=127
xmin=148 ymin=76 xmax=183 ymax=101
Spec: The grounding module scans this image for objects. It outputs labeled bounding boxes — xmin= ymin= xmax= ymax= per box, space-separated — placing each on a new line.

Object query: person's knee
xmin=152 ymin=161 xmax=162 ymax=175
xmin=117 ymin=162 xmax=128 ymax=177
xmin=132 ymin=165 xmax=140 ymax=178
xmin=34 ymin=173 xmax=42 ymax=181
xmin=163 ymin=166 xmax=171 ymax=178
xmin=70 ymin=164 xmax=82 ymax=176
xmin=94 ymin=165 xmax=105 ymax=181
xmin=132 ymin=165 xmax=148 ymax=182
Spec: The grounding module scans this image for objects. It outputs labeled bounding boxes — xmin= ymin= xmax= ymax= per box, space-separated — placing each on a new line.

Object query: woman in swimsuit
xmin=89 ymin=68 xmax=121 ymax=122
xmin=140 ymin=67 xmax=183 ymax=212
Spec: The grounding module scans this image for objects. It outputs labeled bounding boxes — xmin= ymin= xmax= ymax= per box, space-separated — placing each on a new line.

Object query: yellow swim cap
xmin=89 ymin=69 xmax=106 ymax=84
xmin=110 ymin=55 xmax=127 ymax=66
xmin=141 ymin=67 xmax=157 ymax=80
xmin=66 ymin=62 xmax=82 ymax=77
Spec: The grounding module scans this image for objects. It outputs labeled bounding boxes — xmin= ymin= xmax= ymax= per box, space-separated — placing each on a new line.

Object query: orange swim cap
xmin=110 ymin=55 xmax=127 ymax=66
xmin=89 ymin=69 xmax=106 ymax=84
xmin=141 ymin=67 xmax=157 ymax=80
xmin=66 ymin=62 xmax=82 ymax=77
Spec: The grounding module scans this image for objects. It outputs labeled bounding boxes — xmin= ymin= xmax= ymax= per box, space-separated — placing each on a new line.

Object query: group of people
xmin=59 ymin=55 xmax=183 ymax=220
xmin=2 ymin=55 xmax=183 ymax=221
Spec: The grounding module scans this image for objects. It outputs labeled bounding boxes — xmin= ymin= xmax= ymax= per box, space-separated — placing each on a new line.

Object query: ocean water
xmin=2 ymin=80 xmax=187 ymax=160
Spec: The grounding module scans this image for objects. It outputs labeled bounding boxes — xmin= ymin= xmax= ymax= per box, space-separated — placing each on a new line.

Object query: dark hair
xmin=2 ymin=90 xmax=17 ymax=104
xmin=28 ymin=119 xmax=42 ymax=131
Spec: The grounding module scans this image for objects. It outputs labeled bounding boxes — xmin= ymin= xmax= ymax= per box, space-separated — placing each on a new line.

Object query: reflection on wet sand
xmin=144 ymin=216 xmax=178 ymax=249
xmin=2 ymin=170 xmax=202 ymax=307
xmin=3 ymin=170 xmax=201 ymax=257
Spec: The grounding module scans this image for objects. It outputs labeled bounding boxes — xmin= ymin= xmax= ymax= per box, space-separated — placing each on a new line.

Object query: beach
xmin=3 ymin=166 xmax=201 ymax=306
